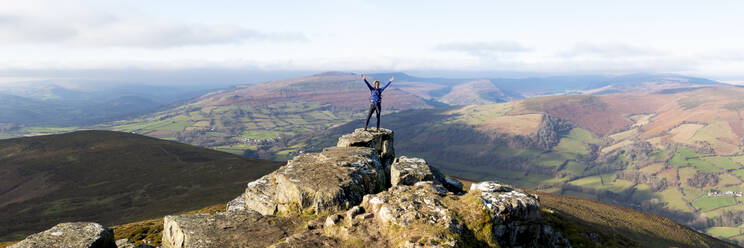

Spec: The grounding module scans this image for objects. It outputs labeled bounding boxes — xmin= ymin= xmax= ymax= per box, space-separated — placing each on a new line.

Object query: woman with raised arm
xmin=361 ymin=74 xmax=394 ymax=131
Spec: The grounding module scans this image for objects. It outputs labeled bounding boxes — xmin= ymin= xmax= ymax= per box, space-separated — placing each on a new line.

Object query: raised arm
xmin=362 ymin=74 xmax=374 ymax=90
xmin=381 ymin=76 xmax=394 ymax=91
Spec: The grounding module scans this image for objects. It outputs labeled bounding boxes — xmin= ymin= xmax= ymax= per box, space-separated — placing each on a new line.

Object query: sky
xmin=1 ymin=0 xmax=743 ymax=84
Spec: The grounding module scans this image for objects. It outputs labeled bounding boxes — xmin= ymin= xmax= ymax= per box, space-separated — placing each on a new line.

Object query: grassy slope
xmin=3 ymin=178 xmax=731 ymax=248
xmin=103 ymin=72 xmax=435 ymax=157
xmin=0 ymin=72 xmax=439 ymax=158
xmin=536 ymin=191 xmax=735 ymax=248
xmin=0 ymin=131 xmax=283 ymax=242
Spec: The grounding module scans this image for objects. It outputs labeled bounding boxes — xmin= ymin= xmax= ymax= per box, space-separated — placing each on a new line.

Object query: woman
xmin=361 ymin=74 xmax=394 ymax=131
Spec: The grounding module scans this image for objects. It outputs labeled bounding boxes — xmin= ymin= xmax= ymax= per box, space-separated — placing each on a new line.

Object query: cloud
xmin=0 ymin=14 xmax=79 ymax=43
xmin=75 ymin=20 xmax=307 ymax=48
xmin=560 ymin=42 xmax=663 ymax=58
xmin=0 ymin=5 xmax=306 ymax=48
xmin=435 ymin=41 xmax=532 ymax=59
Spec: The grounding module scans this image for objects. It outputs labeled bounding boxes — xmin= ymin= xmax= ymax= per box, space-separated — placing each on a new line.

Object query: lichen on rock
xmin=242 ymin=146 xmax=386 ymax=216
xmin=162 ymin=210 xmax=301 ymax=248
xmin=337 ymin=128 xmax=396 ymax=181
xmin=391 ymin=156 xmax=464 ymax=193
xmin=9 ymin=222 xmax=115 ymax=248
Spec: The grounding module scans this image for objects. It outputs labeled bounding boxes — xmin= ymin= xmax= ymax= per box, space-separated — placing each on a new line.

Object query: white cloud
xmin=0 ymin=2 xmax=306 ymax=48
xmin=435 ymin=41 xmax=532 ymax=59
xmin=559 ymin=42 xmax=664 ymax=58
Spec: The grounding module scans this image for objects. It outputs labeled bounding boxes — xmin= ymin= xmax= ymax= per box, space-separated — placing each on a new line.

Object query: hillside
xmin=102 ymin=72 xmax=714 ymax=158
xmin=0 ymin=82 xmax=214 ymax=127
xmin=100 ymin=72 xmax=441 ymax=159
xmin=0 ymin=72 xmax=719 ymax=158
xmin=3 ymin=128 xmax=733 ymax=248
xmin=292 ymin=85 xmax=744 ymax=245
xmin=0 ymin=130 xmax=283 ymax=242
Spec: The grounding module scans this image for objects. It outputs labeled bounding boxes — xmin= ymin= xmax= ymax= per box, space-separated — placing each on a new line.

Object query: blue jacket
xmin=364 ymin=79 xmax=392 ymax=104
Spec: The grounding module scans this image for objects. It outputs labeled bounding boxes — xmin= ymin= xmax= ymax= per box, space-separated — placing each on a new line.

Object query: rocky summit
xmin=10 ymin=128 xmax=570 ymax=248
xmin=160 ymin=128 xmax=569 ymax=248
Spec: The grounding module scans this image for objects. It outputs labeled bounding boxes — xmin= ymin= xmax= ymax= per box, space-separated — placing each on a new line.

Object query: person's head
xmin=374 ymin=80 xmax=380 ymax=88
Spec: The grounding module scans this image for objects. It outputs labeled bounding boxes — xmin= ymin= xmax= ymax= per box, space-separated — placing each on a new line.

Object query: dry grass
xmin=601 ymin=139 xmax=634 ymax=153
xmin=0 ymin=241 xmax=16 ymax=248
xmin=478 ymin=114 xmax=543 ymax=135
xmin=609 ymin=128 xmax=639 ymax=142
xmin=535 ymin=190 xmax=735 ymax=248
xmin=630 ymin=114 xmax=654 ymax=127
xmin=669 ymin=124 xmax=705 ymax=144
xmin=691 ymin=121 xmax=740 ymax=154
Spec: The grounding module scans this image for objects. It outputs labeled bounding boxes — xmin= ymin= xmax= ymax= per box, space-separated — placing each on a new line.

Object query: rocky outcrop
xmin=466 ymin=181 xmax=557 ymax=247
xmin=390 ymin=156 xmax=438 ymax=187
xmin=225 ymin=196 xmax=245 ymax=212
xmin=158 ymin=128 xmax=569 ymax=247
xmin=337 ymin=128 xmax=395 ymax=169
xmin=241 ymin=146 xmax=386 ymax=215
xmin=9 ymin=222 xmax=115 ymax=248
xmin=390 ymin=156 xmax=464 ymax=193
xmin=162 ymin=210 xmax=301 ymax=248
xmin=360 ymin=182 xmax=462 ymax=247
xmin=352 ymin=179 xmax=567 ymax=248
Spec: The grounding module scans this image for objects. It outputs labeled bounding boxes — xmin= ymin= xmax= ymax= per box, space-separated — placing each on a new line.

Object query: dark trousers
xmin=364 ymin=103 xmax=381 ymax=130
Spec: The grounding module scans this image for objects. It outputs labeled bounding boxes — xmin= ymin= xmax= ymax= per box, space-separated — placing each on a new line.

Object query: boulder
xmin=391 ymin=156 xmax=464 ymax=192
xmin=361 ymin=182 xmax=462 ymax=247
xmin=471 ymin=181 xmax=542 ymax=222
xmin=162 ymin=210 xmax=300 ymax=248
xmin=226 ymin=196 xmax=245 ymax=212
xmin=242 ymin=146 xmax=386 ymax=215
xmin=463 ymin=181 xmax=567 ymax=247
xmin=9 ymin=222 xmax=115 ymax=248
xmin=337 ymin=128 xmax=395 ymax=170
xmin=390 ymin=156 xmax=437 ymax=186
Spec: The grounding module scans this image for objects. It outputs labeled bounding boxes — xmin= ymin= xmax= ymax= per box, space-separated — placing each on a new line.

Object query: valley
xmin=2 ymin=71 xmax=744 ymax=245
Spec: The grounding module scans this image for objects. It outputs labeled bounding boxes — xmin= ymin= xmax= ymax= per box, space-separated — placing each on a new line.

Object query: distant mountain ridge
xmin=74 ymin=71 xmax=718 ymax=158
xmin=0 ymin=81 xmax=223 ymax=126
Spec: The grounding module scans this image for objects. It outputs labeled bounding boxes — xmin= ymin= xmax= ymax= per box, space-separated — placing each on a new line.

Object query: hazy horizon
xmin=1 ymin=0 xmax=743 ymax=86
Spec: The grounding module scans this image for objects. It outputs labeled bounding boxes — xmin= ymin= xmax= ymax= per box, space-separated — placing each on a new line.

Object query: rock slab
xmin=162 ymin=210 xmax=299 ymax=248
xmin=337 ymin=128 xmax=395 ymax=169
xmin=390 ymin=156 xmax=464 ymax=192
xmin=242 ymin=146 xmax=386 ymax=215
xmin=9 ymin=222 xmax=115 ymax=248
xmin=468 ymin=181 xmax=567 ymax=247
xmin=390 ymin=156 xmax=436 ymax=186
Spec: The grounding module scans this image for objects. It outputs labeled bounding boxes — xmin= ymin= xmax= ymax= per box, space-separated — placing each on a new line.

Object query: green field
xmin=689 ymin=158 xmax=724 ymax=173
xmin=692 ymin=197 xmax=738 ymax=211
xmin=657 ymin=188 xmax=691 ymax=212
xmin=704 ymin=156 xmax=741 ymax=170
xmin=706 ymin=227 xmax=744 ymax=239
xmin=569 ymin=175 xmax=633 ymax=193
